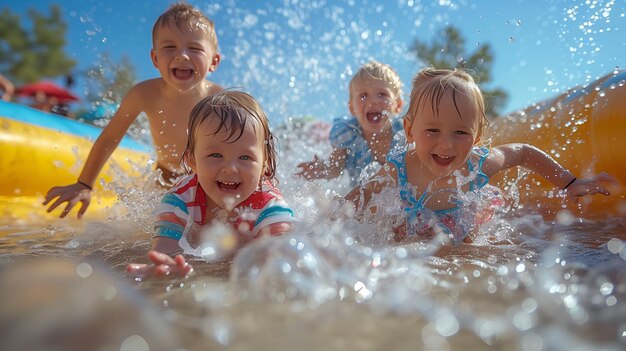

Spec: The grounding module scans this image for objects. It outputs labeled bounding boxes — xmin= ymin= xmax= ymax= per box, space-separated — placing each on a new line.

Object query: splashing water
xmin=1 ymin=119 xmax=625 ymax=350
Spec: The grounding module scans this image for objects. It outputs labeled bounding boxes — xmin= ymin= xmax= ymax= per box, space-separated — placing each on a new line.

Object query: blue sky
xmin=4 ymin=0 xmax=625 ymax=124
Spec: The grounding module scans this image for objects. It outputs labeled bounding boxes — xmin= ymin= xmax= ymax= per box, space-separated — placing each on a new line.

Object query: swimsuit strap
xmin=387 ymin=150 xmax=427 ymax=213
xmin=467 ymin=146 xmax=490 ymax=191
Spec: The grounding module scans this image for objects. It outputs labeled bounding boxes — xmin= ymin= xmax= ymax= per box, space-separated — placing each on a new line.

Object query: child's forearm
xmin=519 ymin=144 xmax=577 ymax=189
xmin=77 ymin=130 xmax=125 ymax=187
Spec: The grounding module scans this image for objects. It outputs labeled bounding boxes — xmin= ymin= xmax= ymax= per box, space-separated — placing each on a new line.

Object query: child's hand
xmin=43 ymin=182 xmax=92 ymax=219
xmin=565 ymin=172 xmax=619 ymax=198
xmin=126 ymin=251 xmax=193 ymax=279
xmin=295 ymin=154 xmax=323 ymax=179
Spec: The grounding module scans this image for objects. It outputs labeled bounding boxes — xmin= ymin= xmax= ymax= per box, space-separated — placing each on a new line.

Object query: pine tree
xmin=410 ymin=26 xmax=508 ymax=117
xmin=0 ymin=5 xmax=76 ymax=84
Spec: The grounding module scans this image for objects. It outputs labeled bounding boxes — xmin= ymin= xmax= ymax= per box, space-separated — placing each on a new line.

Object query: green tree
xmin=0 ymin=5 xmax=75 ymax=84
xmin=410 ymin=26 xmax=508 ymax=117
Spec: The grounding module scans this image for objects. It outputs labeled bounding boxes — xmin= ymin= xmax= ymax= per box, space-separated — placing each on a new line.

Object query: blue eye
xmin=208 ymin=153 xmax=222 ymax=158
xmin=239 ymin=155 xmax=251 ymax=161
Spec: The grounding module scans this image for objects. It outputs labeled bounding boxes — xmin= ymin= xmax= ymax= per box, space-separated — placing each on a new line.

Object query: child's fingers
xmin=595 ymin=172 xmax=619 ymax=185
xmin=42 ymin=188 xmax=60 ymax=205
xmin=147 ymin=250 xmax=177 ymax=265
xmin=76 ymin=200 xmax=90 ymax=219
xmin=153 ymin=264 xmax=173 ymax=276
xmin=44 ymin=198 xmax=64 ymax=213
xmin=174 ymin=254 xmax=187 ymax=267
xmin=174 ymin=255 xmax=194 ymax=275
xmin=59 ymin=203 xmax=75 ymax=218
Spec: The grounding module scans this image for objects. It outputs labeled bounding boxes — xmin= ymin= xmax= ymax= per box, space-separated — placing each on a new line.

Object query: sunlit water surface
xmin=1 ymin=121 xmax=625 ymax=351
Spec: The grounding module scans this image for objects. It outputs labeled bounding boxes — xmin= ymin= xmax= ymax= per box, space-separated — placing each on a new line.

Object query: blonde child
xmin=44 ymin=2 xmax=222 ymax=218
xmin=345 ymin=67 xmax=617 ymax=244
xmin=127 ymin=90 xmax=295 ymax=277
xmin=296 ymin=61 xmax=404 ymax=186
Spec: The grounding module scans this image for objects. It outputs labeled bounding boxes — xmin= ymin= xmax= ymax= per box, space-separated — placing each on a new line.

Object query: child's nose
xmin=438 ymin=135 xmax=454 ymax=149
xmin=220 ymin=161 xmax=237 ymax=173
xmin=175 ymin=50 xmax=190 ymax=61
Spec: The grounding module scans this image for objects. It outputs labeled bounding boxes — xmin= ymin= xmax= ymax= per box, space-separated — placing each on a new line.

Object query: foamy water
xmin=1 ymin=120 xmax=625 ymax=351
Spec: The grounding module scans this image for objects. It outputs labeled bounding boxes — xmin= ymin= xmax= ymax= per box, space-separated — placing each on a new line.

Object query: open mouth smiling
xmin=172 ymin=68 xmax=194 ymax=79
xmin=366 ymin=111 xmax=383 ymax=123
xmin=217 ymin=181 xmax=240 ymax=191
xmin=432 ymin=153 xmax=454 ymax=166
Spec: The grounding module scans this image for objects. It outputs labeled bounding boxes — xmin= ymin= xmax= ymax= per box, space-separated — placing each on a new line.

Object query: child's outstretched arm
xmin=342 ymin=165 xmax=396 ymax=219
xmin=43 ymin=86 xmax=144 ymax=218
xmin=296 ymin=148 xmax=347 ymax=180
xmin=126 ymin=237 xmax=193 ymax=279
xmin=485 ymin=143 xmax=618 ymax=198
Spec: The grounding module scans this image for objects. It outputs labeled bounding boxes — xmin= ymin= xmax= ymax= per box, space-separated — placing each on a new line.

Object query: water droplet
xmin=76 ymin=262 xmax=93 ymax=278
xmin=43 ymin=225 xmax=56 ymax=236
xmin=509 ymin=36 xmax=515 ymax=43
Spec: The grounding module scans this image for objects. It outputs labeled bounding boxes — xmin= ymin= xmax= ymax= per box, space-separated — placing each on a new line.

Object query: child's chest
xmin=146 ymin=104 xmax=193 ymax=148
xmin=404 ymin=169 xmax=471 ymax=212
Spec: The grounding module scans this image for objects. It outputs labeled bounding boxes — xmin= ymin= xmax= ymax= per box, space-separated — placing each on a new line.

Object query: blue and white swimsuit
xmin=388 ymin=146 xmax=501 ymax=244
xmin=329 ymin=115 xmax=405 ymax=186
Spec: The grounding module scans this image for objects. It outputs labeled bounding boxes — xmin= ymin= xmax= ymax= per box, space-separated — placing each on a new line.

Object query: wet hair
xmin=349 ymin=61 xmax=403 ymax=100
xmin=182 ymin=90 xmax=278 ymax=184
xmin=404 ymin=67 xmax=488 ymax=137
xmin=152 ymin=2 xmax=218 ymax=50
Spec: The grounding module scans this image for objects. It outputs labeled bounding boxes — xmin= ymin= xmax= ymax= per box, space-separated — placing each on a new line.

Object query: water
xmin=2 ymin=1 xmax=625 ymax=350
xmin=1 ymin=120 xmax=625 ymax=351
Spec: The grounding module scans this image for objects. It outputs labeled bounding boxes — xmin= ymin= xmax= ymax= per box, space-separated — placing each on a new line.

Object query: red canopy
xmin=15 ymin=81 xmax=78 ymax=103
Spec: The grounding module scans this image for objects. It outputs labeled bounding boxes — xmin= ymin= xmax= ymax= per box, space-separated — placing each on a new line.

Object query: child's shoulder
xmin=329 ymin=115 xmax=361 ymax=147
xmin=122 ymin=78 xmax=167 ymax=103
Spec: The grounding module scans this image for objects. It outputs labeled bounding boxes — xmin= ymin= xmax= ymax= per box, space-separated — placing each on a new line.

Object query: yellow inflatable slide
xmin=0 ymin=101 xmax=151 ymax=220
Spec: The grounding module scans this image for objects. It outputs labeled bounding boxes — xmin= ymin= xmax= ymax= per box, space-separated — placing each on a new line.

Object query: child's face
xmin=151 ymin=23 xmax=220 ymax=93
xmin=349 ymin=78 xmax=402 ymax=136
xmin=188 ymin=116 xmax=266 ymax=212
xmin=404 ymin=90 xmax=480 ymax=178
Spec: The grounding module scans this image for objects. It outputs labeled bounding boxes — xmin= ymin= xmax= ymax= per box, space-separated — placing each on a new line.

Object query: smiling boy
xmin=44 ymin=2 xmax=222 ymax=218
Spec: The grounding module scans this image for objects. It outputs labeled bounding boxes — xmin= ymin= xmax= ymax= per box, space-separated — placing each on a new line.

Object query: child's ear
xmin=348 ymin=99 xmax=355 ymax=116
xmin=150 ymin=49 xmax=158 ymax=69
xmin=473 ymin=133 xmax=482 ymax=145
xmin=473 ymin=125 xmax=483 ymax=145
xmin=403 ymin=117 xmax=413 ymax=139
xmin=263 ymin=160 xmax=271 ymax=177
xmin=208 ymin=53 xmax=221 ymax=72
xmin=394 ymin=96 xmax=403 ymax=114
xmin=185 ymin=153 xmax=197 ymax=173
